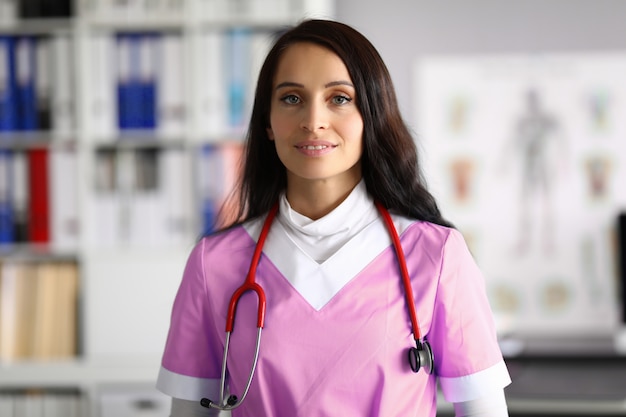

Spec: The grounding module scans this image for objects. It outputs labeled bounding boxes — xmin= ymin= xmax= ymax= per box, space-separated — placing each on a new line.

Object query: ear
xmin=266 ymin=127 xmax=275 ymax=141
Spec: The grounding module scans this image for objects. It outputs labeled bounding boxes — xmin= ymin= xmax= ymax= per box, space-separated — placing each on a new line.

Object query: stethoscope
xmin=201 ymin=201 xmax=434 ymax=411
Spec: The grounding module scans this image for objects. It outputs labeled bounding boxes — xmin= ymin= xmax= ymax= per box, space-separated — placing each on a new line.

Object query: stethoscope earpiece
xmin=408 ymin=340 xmax=434 ymax=375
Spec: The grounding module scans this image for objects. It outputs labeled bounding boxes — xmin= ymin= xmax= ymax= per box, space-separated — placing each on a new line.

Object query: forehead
xmin=273 ymin=42 xmax=351 ymax=83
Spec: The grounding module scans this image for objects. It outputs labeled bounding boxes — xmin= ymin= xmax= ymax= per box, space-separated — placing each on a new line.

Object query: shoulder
xmin=193 ymin=223 xmax=258 ymax=265
xmin=392 ymin=213 xmax=460 ymax=250
xmin=391 ymin=214 xmax=472 ymax=272
xmin=182 ymin=222 xmax=259 ymax=289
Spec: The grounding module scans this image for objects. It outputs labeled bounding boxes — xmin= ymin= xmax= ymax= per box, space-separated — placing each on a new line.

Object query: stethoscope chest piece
xmin=408 ymin=340 xmax=434 ymax=375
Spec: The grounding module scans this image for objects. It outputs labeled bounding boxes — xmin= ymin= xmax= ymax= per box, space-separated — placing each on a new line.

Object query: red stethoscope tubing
xmin=224 ymin=203 xmax=279 ymax=333
xmin=374 ymin=201 xmax=423 ymax=343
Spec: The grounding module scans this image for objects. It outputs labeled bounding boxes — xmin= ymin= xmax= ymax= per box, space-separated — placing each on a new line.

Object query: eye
xmin=280 ymin=94 xmax=300 ymax=105
xmin=332 ymin=95 xmax=352 ymax=105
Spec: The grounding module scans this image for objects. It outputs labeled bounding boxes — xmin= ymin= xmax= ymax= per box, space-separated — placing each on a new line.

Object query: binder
xmin=116 ymin=33 xmax=158 ymax=131
xmin=137 ymin=33 xmax=158 ymax=129
xmin=161 ymin=148 xmax=192 ymax=245
xmin=54 ymin=262 xmax=79 ymax=357
xmin=225 ymin=28 xmax=251 ymax=131
xmin=12 ymin=262 xmax=38 ymax=359
xmin=116 ymin=33 xmax=132 ymax=130
xmin=15 ymin=36 xmax=37 ymax=131
xmin=32 ymin=261 xmax=59 ymax=359
xmin=0 ymin=149 xmax=13 ymax=243
xmin=41 ymin=0 xmax=72 ymax=16
xmin=19 ymin=0 xmax=72 ymax=17
xmin=50 ymin=146 xmax=79 ymax=251
xmin=51 ymin=34 xmax=75 ymax=139
xmin=35 ymin=35 xmax=52 ymax=131
xmin=27 ymin=148 xmax=49 ymax=243
xmin=196 ymin=144 xmax=221 ymax=235
xmin=196 ymin=30 xmax=227 ymax=138
xmin=157 ymin=33 xmax=185 ymax=138
xmin=18 ymin=0 xmax=41 ymax=18
xmin=0 ymin=35 xmax=18 ymax=132
xmin=246 ymin=31 xmax=274 ymax=125
xmin=115 ymin=148 xmax=134 ymax=243
xmin=12 ymin=150 xmax=28 ymax=242
xmin=128 ymin=148 xmax=162 ymax=246
xmin=196 ymin=144 xmax=244 ymax=234
xmin=92 ymin=148 xmax=120 ymax=246
xmin=0 ymin=262 xmax=18 ymax=360
xmin=91 ymin=33 xmax=117 ymax=140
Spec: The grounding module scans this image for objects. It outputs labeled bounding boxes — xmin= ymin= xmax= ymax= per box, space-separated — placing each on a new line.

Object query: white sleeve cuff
xmin=440 ymin=360 xmax=512 ymax=403
xmin=156 ymin=366 xmax=222 ymax=402
xmin=453 ymin=388 xmax=509 ymax=417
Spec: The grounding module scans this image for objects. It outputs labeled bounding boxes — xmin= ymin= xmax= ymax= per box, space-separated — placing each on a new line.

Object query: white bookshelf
xmin=0 ymin=0 xmax=334 ymax=414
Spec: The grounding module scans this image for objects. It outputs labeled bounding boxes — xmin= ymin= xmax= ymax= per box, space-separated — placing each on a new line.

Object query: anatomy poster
xmin=414 ymin=53 xmax=626 ymax=336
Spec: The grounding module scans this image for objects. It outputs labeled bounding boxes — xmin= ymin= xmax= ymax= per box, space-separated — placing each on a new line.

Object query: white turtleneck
xmin=276 ymin=180 xmax=379 ymax=263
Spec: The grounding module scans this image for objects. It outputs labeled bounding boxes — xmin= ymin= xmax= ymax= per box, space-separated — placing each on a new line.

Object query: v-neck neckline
xmin=244 ymin=213 xmax=416 ymax=311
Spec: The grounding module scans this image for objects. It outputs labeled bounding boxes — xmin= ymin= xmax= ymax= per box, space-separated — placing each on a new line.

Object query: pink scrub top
xmin=156 ymin=213 xmax=511 ymax=416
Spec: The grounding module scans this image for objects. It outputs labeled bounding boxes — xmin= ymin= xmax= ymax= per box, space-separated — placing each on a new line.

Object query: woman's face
xmin=267 ymin=42 xmax=364 ymax=188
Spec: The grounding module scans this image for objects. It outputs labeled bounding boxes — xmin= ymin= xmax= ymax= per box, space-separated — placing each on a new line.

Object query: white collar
xmin=278 ymin=180 xmax=373 ymax=236
xmin=277 ymin=180 xmax=379 ymax=263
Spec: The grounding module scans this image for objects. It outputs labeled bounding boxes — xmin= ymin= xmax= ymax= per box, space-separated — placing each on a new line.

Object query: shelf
xmin=0 ymin=133 xmax=77 ymax=149
xmin=0 ymin=243 xmax=79 ymax=261
xmin=91 ymin=135 xmax=188 ymax=149
xmin=78 ymin=16 xmax=186 ymax=32
xmin=0 ymin=356 xmax=161 ymax=388
xmin=0 ymin=18 xmax=74 ymax=35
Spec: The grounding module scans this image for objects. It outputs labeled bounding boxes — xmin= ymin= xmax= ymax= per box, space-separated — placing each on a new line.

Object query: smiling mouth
xmin=296 ymin=145 xmax=336 ymax=150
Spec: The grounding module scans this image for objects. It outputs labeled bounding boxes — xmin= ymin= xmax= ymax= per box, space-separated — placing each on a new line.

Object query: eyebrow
xmin=275 ymin=80 xmax=354 ymax=90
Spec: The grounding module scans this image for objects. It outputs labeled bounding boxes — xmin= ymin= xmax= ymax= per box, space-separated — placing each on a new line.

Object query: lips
xmin=297 ymin=144 xmax=332 ymax=150
xmin=295 ymin=140 xmax=337 ymax=149
xmin=294 ymin=140 xmax=337 ymax=156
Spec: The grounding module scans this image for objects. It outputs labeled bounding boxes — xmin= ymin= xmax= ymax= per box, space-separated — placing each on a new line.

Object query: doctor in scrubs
xmin=157 ymin=19 xmax=511 ymax=417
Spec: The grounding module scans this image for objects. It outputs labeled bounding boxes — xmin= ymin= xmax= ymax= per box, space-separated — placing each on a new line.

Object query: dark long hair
xmin=223 ymin=19 xmax=452 ymax=229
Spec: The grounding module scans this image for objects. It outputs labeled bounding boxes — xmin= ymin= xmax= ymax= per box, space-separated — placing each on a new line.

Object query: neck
xmin=286 ymin=175 xmax=362 ymax=220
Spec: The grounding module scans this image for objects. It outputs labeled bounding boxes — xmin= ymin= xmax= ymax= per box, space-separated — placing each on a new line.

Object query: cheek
xmin=268 ymin=114 xmax=291 ymax=140
xmin=343 ymin=114 xmax=365 ymax=145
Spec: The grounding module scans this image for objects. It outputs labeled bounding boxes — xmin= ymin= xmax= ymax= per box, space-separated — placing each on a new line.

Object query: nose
xmin=300 ymin=101 xmax=329 ymax=132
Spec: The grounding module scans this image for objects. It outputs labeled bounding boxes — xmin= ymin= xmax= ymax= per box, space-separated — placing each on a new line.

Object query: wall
xmin=336 ymin=0 xmax=626 ymax=121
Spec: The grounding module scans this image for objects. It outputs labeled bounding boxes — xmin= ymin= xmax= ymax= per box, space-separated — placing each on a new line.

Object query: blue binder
xmin=15 ymin=36 xmax=38 ymax=131
xmin=0 ymin=36 xmax=18 ymax=132
xmin=139 ymin=33 xmax=158 ymax=130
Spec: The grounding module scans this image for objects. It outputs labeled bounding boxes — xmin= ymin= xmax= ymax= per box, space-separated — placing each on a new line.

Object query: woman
xmin=157 ymin=19 xmax=511 ymax=416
